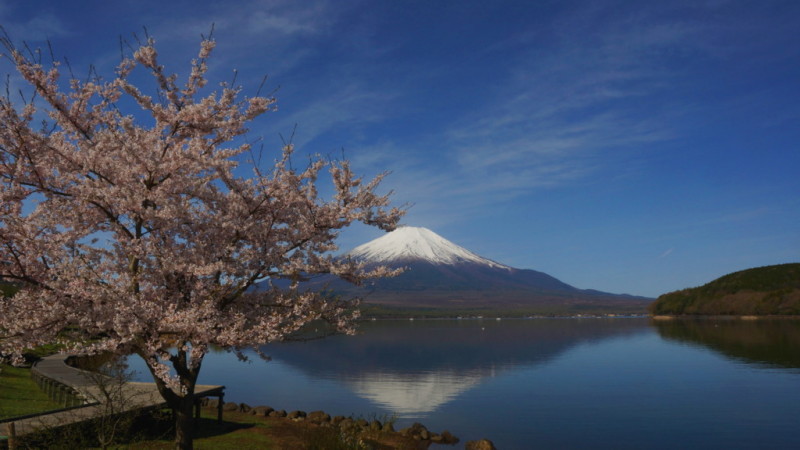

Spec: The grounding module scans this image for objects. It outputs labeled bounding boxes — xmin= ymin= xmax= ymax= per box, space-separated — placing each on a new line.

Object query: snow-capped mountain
xmin=278 ymin=226 xmax=652 ymax=313
xmin=344 ymin=226 xmax=575 ymax=293
xmin=348 ymin=226 xmax=510 ymax=269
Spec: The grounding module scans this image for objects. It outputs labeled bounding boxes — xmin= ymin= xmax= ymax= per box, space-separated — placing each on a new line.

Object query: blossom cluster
xmin=0 ymin=36 xmax=402 ymax=398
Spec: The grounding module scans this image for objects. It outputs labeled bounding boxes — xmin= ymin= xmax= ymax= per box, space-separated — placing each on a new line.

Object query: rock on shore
xmin=199 ymin=397 xmax=473 ymax=446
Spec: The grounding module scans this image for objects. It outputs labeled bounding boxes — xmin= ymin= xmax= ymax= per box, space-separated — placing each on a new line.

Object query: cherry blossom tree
xmin=0 ymin=32 xmax=402 ymax=449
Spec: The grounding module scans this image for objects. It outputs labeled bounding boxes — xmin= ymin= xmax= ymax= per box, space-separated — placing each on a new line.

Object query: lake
xmin=128 ymin=318 xmax=800 ymax=449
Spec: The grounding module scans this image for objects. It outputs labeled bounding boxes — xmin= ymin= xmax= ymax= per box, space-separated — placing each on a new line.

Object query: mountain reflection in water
xmin=653 ymin=318 xmax=800 ymax=369
xmin=126 ymin=318 xmax=800 ymax=449
xmin=345 ymin=370 xmax=485 ymax=415
xmin=260 ymin=318 xmax=650 ymax=415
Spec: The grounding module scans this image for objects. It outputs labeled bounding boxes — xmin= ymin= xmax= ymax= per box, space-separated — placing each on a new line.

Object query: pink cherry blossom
xmin=0 ymin=34 xmax=402 ymax=449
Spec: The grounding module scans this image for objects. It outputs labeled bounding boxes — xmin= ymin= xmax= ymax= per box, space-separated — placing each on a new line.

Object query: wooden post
xmin=57 ymin=385 xmax=66 ymax=406
xmin=217 ymin=393 xmax=224 ymax=423
xmin=66 ymin=389 xmax=75 ymax=408
xmin=7 ymin=421 xmax=16 ymax=450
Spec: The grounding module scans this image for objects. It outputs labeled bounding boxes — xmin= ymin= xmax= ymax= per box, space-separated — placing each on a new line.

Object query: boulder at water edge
xmin=466 ymin=439 xmax=497 ymax=450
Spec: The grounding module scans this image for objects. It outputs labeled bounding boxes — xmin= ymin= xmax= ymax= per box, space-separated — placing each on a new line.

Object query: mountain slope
xmin=296 ymin=226 xmax=652 ymax=314
xmin=650 ymin=263 xmax=800 ymax=315
xmin=348 ymin=226 xmax=510 ymax=269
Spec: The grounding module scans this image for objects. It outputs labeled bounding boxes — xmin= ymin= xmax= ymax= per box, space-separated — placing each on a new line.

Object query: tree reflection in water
xmin=653 ymin=318 xmax=800 ymax=369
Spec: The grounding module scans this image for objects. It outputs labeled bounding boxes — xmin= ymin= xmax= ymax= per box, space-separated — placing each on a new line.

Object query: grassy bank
xmin=11 ymin=406 xmax=429 ymax=449
xmin=1 ymin=363 xmax=435 ymax=448
xmin=0 ymin=365 xmax=62 ymax=419
xmin=128 ymin=407 xmax=429 ymax=449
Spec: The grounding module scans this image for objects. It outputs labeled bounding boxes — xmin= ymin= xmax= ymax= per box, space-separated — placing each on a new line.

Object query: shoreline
xmin=651 ymin=314 xmax=800 ymax=320
xmin=200 ymin=399 xmax=464 ymax=447
xmin=360 ymin=313 xmax=652 ymax=320
xmin=361 ymin=314 xmax=800 ymax=321
xmin=1 ymin=358 xmax=488 ymax=449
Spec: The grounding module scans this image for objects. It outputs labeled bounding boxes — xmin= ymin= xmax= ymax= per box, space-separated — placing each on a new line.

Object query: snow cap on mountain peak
xmin=348 ymin=226 xmax=511 ymax=269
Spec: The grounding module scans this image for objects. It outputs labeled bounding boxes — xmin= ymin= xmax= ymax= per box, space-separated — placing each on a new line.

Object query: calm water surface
xmin=130 ymin=318 xmax=800 ymax=449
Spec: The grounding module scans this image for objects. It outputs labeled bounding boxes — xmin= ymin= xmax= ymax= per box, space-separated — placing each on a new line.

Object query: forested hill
xmin=650 ymin=263 xmax=800 ymax=316
xmin=0 ymin=281 xmax=19 ymax=297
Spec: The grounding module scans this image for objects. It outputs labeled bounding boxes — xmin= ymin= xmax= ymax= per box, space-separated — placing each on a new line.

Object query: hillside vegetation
xmin=650 ymin=263 xmax=800 ymax=316
xmin=0 ymin=281 xmax=19 ymax=297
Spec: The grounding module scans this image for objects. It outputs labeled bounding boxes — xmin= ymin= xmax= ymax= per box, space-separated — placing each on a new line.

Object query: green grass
xmin=124 ymin=409 xmax=404 ymax=450
xmin=122 ymin=409 xmax=276 ymax=449
xmin=4 ymin=403 xmax=276 ymax=449
xmin=3 ymin=389 xmax=405 ymax=449
xmin=0 ymin=365 xmax=62 ymax=419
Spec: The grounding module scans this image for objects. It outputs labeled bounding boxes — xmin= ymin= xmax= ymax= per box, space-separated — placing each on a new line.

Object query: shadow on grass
xmin=190 ymin=417 xmax=255 ymax=440
xmin=14 ymin=409 xmax=257 ymax=449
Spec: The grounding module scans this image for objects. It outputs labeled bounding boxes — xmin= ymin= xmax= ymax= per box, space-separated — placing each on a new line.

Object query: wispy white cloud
xmin=270 ymin=83 xmax=400 ymax=151
xmin=141 ymin=0 xmax=335 ymax=41
xmin=240 ymin=6 xmax=325 ymax=36
xmin=336 ymin=3 xmax=702 ymax=227
xmin=106 ymin=0 xmax=345 ymax=86
xmin=0 ymin=12 xmax=71 ymax=42
xmin=697 ymin=207 xmax=773 ymax=227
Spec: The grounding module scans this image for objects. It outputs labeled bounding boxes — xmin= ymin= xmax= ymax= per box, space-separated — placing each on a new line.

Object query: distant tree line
xmin=650 ymin=263 xmax=800 ymax=315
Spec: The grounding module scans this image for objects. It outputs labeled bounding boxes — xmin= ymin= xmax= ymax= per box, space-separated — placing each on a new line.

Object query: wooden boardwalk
xmin=1 ymin=354 xmax=224 ymax=444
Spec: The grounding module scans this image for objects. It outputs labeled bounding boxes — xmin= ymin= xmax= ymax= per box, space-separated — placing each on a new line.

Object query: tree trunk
xmin=174 ymin=394 xmax=196 ymax=450
xmin=136 ymin=350 xmax=201 ymax=450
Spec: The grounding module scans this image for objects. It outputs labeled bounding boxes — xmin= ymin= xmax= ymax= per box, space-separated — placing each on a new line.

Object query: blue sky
xmin=2 ymin=0 xmax=798 ymax=297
